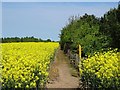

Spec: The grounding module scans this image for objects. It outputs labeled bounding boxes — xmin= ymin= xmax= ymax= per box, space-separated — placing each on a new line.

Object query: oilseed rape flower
xmin=1 ymin=42 xmax=59 ymax=89
xmin=79 ymin=49 xmax=120 ymax=88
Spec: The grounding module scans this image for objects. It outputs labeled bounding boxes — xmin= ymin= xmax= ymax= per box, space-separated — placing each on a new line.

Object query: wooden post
xmin=79 ymin=44 xmax=81 ymax=60
xmin=78 ymin=44 xmax=82 ymax=77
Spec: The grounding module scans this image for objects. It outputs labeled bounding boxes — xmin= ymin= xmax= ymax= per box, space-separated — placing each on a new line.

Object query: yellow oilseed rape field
xmin=0 ymin=42 xmax=59 ymax=89
xmin=79 ymin=49 xmax=120 ymax=88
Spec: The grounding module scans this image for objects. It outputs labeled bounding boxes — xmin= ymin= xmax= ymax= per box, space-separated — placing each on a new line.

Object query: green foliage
xmin=60 ymin=3 xmax=120 ymax=56
xmin=79 ymin=49 xmax=120 ymax=88
xmin=1 ymin=36 xmax=53 ymax=43
xmin=99 ymin=3 xmax=120 ymax=49
xmin=60 ymin=14 xmax=109 ymax=56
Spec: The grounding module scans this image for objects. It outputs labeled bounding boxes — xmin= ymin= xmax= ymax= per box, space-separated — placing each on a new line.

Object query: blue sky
xmin=2 ymin=2 xmax=118 ymax=41
xmin=1 ymin=0 xmax=120 ymax=2
xmin=0 ymin=2 xmax=2 ymax=38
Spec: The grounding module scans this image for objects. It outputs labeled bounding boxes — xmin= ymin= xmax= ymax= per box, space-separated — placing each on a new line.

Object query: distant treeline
xmin=1 ymin=36 xmax=55 ymax=43
xmin=60 ymin=3 xmax=120 ymax=56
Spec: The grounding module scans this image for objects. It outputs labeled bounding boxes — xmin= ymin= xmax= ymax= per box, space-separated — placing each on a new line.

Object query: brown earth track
xmin=46 ymin=48 xmax=79 ymax=88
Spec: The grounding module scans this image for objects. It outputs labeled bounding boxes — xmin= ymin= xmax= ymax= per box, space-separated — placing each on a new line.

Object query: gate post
xmin=78 ymin=44 xmax=82 ymax=77
xmin=79 ymin=44 xmax=81 ymax=60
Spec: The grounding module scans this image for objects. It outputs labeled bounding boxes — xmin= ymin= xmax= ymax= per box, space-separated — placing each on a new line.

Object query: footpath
xmin=46 ymin=48 xmax=79 ymax=88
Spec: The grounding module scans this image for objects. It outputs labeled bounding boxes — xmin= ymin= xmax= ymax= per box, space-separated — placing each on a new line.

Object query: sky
xmin=1 ymin=0 xmax=120 ymax=2
xmin=2 ymin=2 xmax=118 ymax=41
xmin=0 ymin=2 xmax=2 ymax=38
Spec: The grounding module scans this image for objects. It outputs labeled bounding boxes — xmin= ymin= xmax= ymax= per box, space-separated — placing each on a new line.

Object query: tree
xmin=60 ymin=3 xmax=120 ymax=56
xmin=46 ymin=39 xmax=51 ymax=42
xmin=99 ymin=4 xmax=120 ymax=49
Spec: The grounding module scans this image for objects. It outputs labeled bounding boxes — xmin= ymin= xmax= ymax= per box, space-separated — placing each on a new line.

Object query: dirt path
xmin=46 ymin=48 xmax=79 ymax=88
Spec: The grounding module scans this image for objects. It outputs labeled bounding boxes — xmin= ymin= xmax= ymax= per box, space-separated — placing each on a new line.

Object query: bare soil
xmin=46 ymin=48 xmax=79 ymax=88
